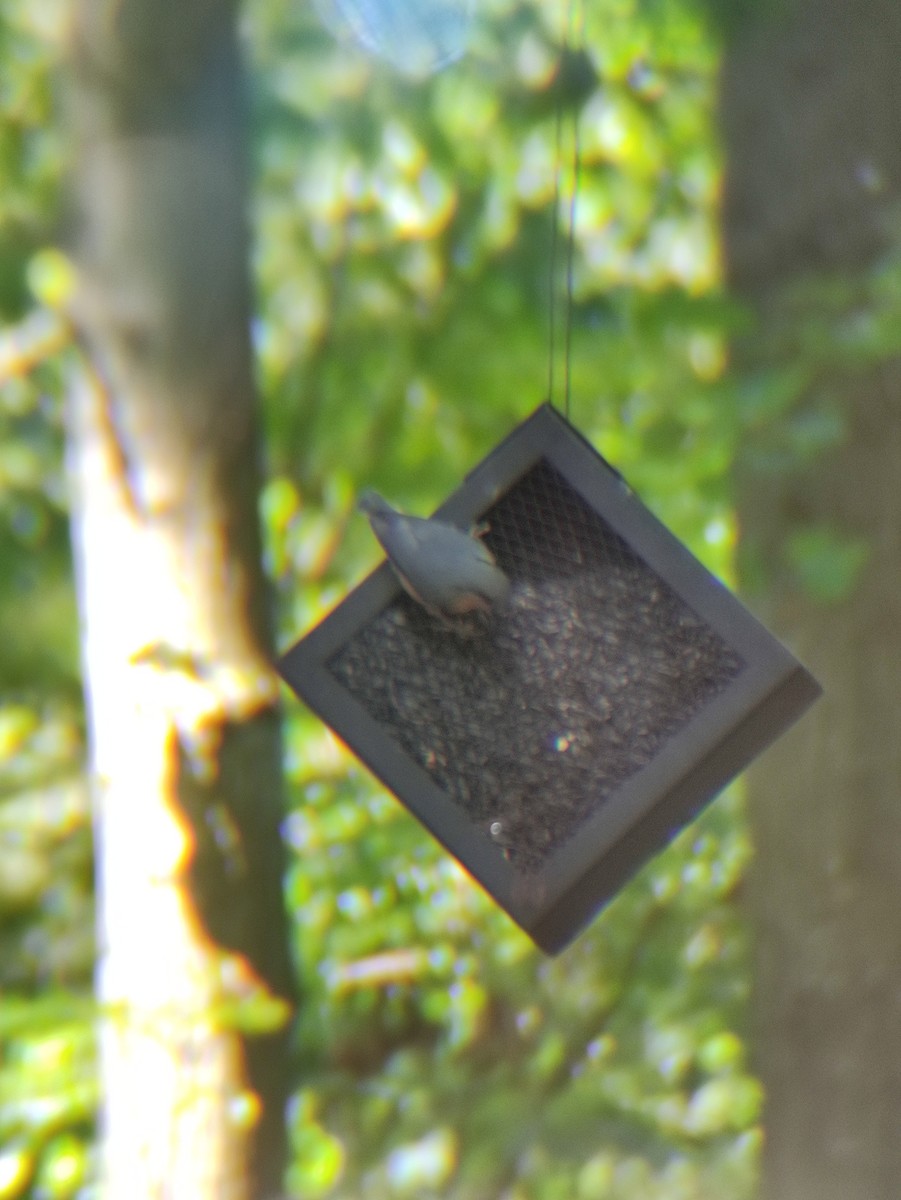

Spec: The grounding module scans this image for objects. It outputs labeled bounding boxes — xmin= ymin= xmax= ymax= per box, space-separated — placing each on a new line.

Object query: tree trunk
xmin=65 ymin=3 xmax=296 ymax=1196
xmin=720 ymin=2 xmax=901 ymax=1198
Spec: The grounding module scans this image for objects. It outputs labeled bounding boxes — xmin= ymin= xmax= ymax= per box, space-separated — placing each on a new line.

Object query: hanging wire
xmin=547 ymin=0 xmax=586 ymax=420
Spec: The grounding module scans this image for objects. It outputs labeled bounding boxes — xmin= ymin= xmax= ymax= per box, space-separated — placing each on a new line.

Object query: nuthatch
xmin=359 ymin=490 xmax=510 ymax=621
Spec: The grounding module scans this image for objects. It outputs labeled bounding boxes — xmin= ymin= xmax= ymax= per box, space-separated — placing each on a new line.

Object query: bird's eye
xmin=314 ymin=0 xmax=475 ymax=76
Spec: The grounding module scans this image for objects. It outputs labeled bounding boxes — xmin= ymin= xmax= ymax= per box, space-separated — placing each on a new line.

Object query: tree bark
xmin=720 ymin=2 xmax=901 ymax=1198
xmin=65 ymin=3 xmax=296 ymax=1196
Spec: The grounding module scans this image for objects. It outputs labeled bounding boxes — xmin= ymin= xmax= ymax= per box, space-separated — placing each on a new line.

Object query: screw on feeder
xmin=358 ymin=490 xmax=510 ymax=623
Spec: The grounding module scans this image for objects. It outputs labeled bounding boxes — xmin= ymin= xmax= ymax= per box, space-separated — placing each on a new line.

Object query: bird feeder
xmin=278 ymin=404 xmax=820 ymax=954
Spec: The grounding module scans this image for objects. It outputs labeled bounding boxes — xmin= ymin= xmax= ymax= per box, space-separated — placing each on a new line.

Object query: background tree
xmin=63 ymin=0 xmax=295 ymax=1196
xmin=720 ymin=1 xmax=901 ymax=1197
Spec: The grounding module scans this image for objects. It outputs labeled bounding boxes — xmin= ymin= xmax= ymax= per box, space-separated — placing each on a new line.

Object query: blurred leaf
xmin=786 ymin=524 xmax=871 ymax=604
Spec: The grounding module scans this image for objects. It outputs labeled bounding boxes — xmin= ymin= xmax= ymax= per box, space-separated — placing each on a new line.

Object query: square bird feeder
xmin=279 ymin=404 xmax=821 ymax=954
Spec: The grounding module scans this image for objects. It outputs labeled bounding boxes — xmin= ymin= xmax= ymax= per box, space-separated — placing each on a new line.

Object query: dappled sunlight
xmin=374 ymin=164 xmax=457 ymax=240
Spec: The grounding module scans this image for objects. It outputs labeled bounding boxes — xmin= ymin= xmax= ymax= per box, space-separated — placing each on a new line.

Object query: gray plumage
xmin=359 ymin=490 xmax=510 ymax=619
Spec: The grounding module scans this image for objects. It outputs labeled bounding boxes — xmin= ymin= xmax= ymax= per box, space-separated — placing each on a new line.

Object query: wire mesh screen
xmin=329 ymin=459 xmax=745 ymax=873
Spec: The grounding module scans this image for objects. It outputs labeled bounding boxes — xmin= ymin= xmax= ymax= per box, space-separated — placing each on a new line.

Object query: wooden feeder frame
xmin=279 ymin=404 xmax=820 ymax=954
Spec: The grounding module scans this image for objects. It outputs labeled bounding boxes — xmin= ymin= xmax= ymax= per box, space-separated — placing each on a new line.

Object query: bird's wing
xmin=409 ymin=518 xmax=498 ymax=563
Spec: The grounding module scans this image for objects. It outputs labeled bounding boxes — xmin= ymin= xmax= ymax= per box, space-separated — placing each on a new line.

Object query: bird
xmin=358 ymin=490 xmax=510 ymax=622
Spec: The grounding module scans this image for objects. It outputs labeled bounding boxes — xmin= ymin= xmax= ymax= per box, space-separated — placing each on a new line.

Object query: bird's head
xmin=358 ymin=489 xmax=396 ymax=519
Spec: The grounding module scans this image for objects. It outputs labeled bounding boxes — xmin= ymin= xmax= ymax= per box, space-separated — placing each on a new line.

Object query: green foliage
xmin=0 ymin=5 xmax=91 ymax=1195
xmin=0 ymin=714 xmax=93 ymax=1200
xmin=0 ymin=0 xmax=64 ymax=316
xmin=248 ymin=0 xmax=733 ymax=525
xmin=785 ymin=525 xmax=871 ymax=606
xmin=730 ymin=243 xmax=901 ymax=602
xmin=0 ymin=0 xmax=77 ymax=698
